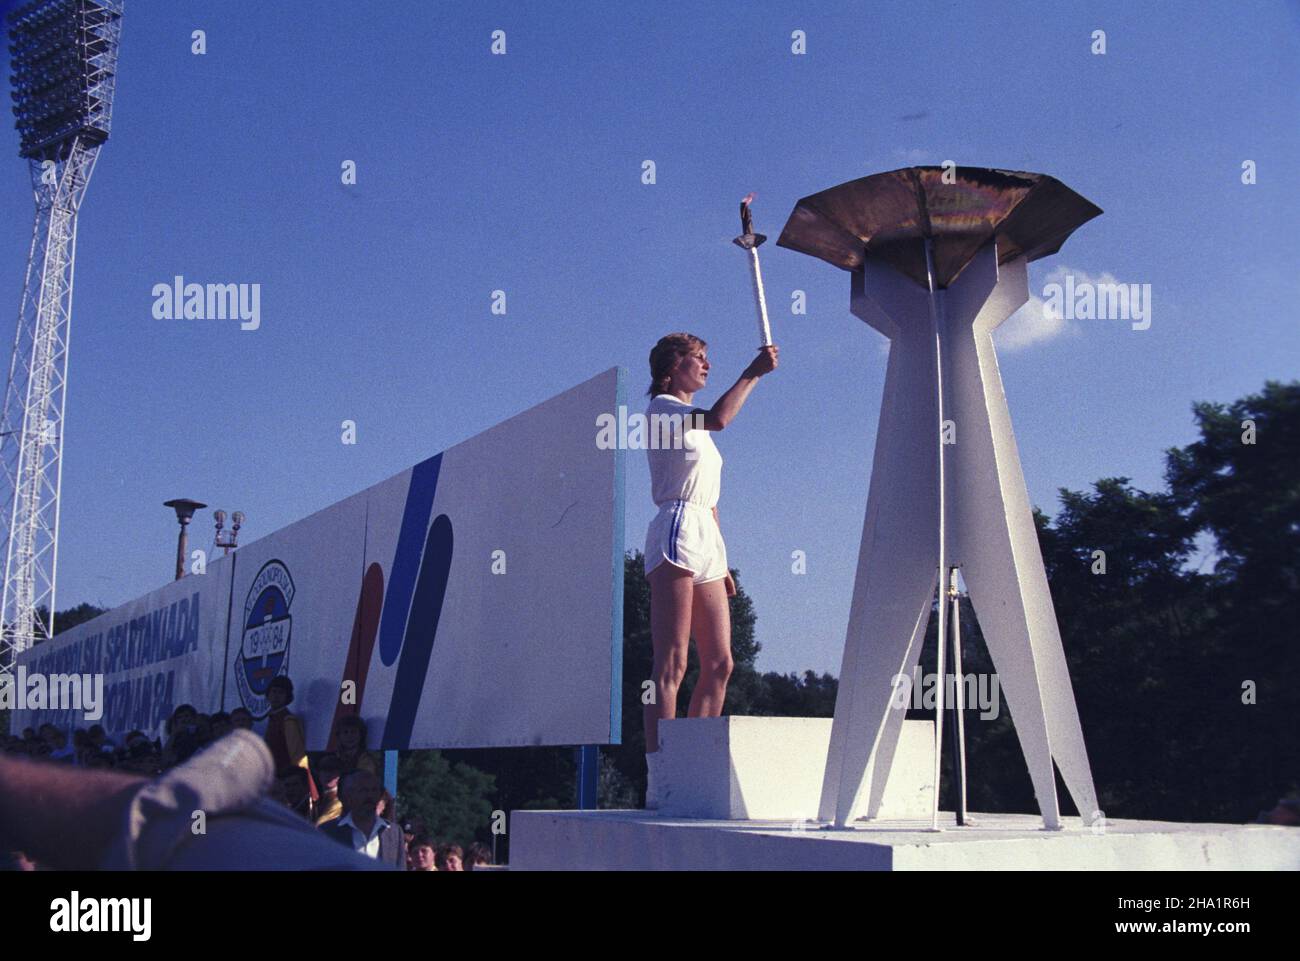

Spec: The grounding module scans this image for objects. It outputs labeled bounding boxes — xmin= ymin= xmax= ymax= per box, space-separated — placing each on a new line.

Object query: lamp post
xmin=213 ymin=509 xmax=244 ymax=555
xmin=164 ymin=498 xmax=205 ymax=581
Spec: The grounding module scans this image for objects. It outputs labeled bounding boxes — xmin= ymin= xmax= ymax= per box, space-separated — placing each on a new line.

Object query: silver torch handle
xmin=749 ymin=246 xmax=773 ymax=347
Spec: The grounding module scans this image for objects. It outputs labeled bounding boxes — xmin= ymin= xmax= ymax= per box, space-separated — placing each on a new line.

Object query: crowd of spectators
xmin=2 ymin=675 xmax=496 ymax=871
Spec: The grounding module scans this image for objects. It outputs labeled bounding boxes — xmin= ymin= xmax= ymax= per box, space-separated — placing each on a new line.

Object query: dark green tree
xmin=928 ymin=381 xmax=1298 ymax=823
xmin=752 ymin=670 xmax=839 ymax=718
xmin=1164 ymin=381 xmax=1300 ymax=817
xmin=395 ymin=749 xmax=495 ymax=850
xmin=53 ymin=602 xmax=107 ymax=636
xmin=26 ymin=601 xmax=107 ymax=639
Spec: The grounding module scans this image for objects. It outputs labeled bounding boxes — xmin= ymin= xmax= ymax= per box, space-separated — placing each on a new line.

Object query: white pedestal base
xmin=508 ymin=810 xmax=1300 ymax=871
xmin=657 ymin=716 xmax=934 ymax=820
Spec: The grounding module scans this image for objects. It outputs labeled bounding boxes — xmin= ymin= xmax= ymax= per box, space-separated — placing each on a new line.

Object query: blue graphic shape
xmin=379 ymin=454 xmax=442 ymax=666
xmin=383 ymin=513 xmax=454 ymax=748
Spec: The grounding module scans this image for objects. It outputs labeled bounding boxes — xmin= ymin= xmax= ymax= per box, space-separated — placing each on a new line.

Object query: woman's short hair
xmin=647 ymin=332 xmax=706 ymax=396
xmin=267 ymin=675 xmax=294 ymax=705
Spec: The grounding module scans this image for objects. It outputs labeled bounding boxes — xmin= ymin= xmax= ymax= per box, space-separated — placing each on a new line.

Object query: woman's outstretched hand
xmin=743 ymin=344 xmax=779 ymax=379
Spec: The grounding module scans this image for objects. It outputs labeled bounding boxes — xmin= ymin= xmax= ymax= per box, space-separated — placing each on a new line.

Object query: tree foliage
xmin=929 ymin=381 xmax=1299 ymax=823
xmin=395 ymin=749 xmax=495 ymax=850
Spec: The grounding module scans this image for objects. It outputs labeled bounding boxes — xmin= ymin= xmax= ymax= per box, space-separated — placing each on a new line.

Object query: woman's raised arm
xmin=695 ymin=345 xmax=778 ymax=431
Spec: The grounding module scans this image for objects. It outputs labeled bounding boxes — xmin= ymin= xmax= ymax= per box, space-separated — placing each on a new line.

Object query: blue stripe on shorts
xmin=668 ymin=500 xmax=684 ymax=563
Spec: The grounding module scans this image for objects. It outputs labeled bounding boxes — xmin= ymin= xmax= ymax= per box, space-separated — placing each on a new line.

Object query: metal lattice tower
xmin=0 ymin=0 xmax=122 ymax=680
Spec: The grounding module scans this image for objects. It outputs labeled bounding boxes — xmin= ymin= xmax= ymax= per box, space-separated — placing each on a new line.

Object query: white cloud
xmin=994 ymin=265 xmax=1129 ymax=351
xmin=994 ymin=289 xmax=1074 ymax=351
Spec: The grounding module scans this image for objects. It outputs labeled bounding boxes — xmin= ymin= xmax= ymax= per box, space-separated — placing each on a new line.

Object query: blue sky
xmin=1 ymin=0 xmax=1296 ymax=675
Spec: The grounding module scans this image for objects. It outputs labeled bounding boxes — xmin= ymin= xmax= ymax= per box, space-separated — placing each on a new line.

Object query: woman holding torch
xmin=641 ymin=333 xmax=777 ymax=808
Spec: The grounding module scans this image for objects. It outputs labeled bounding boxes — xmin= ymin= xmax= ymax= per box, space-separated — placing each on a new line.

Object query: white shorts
xmin=644 ymin=500 xmax=728 ymax=584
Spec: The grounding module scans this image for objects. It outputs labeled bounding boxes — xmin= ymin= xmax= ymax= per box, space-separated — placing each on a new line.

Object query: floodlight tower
xmin=0 ymin=0 xmax=122 ymax=680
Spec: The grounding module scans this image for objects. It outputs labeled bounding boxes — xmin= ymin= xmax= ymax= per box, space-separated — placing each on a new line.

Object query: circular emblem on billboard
xmin=236 ymin=559 xmax=296 ymax=718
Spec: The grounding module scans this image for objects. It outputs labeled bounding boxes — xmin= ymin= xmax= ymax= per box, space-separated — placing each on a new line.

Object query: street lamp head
xmin=164 ymin=498 xmax=206 ymax=525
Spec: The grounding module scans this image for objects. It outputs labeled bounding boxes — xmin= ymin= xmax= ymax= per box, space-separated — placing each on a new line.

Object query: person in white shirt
xmin=641 ymin=332 xmax=778 ymax=808
xmin=319 ymin=769 xmax=405 ymax=868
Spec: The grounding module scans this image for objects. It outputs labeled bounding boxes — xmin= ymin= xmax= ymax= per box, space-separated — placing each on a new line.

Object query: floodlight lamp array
xmin=7 ymin=0 xmax=122 ymax=161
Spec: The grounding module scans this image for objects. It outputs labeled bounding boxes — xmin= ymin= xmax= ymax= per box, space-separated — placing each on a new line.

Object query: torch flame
xmin=741 ymin=192 xmax=755 ymax=206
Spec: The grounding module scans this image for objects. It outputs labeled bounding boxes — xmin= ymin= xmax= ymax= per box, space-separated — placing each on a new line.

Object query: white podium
xmin=657 ymin=716 xmax=933 ymax=820
xmin=508 ymin=716 xmax=1300 ymax=869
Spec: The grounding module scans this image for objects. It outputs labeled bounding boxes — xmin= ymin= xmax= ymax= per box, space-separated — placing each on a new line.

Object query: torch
xmin=733 ymin=193 xmax=773 ymax=347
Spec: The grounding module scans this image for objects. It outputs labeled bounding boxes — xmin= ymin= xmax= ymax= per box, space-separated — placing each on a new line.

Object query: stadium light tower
xmin=0 ymin=0 xmax=122 ymax=681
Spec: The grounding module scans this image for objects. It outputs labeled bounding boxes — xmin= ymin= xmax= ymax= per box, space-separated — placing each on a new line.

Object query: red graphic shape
xmin=328 ymin=562 xmax=385 ymax=750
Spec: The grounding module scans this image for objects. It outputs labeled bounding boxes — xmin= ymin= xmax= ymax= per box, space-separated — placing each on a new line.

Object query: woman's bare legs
xmin=687 ymin=577 xmax=733 ymax=717
xmin=644 ymin=561 xmax=694 ymax=753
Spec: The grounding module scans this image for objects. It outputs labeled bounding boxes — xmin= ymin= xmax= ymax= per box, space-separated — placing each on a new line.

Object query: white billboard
xmin=12 ymin=368 xmax=626 ymax=749
xmin=7 ymin=556 xmax=232 ymax=738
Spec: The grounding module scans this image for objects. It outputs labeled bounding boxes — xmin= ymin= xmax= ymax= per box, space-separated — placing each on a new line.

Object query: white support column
xmin=820 ymin=242 xmax=1100 ymax=830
